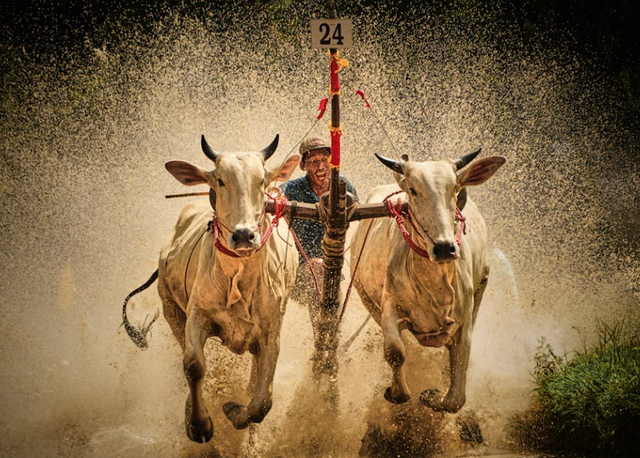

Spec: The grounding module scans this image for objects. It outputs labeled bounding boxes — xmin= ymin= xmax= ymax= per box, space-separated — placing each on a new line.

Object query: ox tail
xmin=121 ymin=269 xmax=159 ymax=350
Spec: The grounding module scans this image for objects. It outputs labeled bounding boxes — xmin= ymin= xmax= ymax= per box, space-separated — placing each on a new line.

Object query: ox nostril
xmin=249 ymin=233 xmax=255 ymax=240
xmin=433 ymin=243 xmax=456 ymax=259
xmin=232 ymin=229 xmax=253 ymax=245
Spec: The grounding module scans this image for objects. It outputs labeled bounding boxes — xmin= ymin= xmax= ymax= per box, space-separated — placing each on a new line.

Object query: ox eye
xmin=217 ymin=178 xmax=225 ymax=187
xmin=409 ymin=187 xmax=418 ymax=196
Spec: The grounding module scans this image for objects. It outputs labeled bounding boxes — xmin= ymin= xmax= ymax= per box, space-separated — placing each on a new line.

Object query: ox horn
xmin=201 ymin=135 xmax=219 ymax=162
xmin=375 ymin=153 xmax=405 ymax=175
xmin=453 ymin=148 xmax=481 ymax=171
xmin=261 ymin=134 xmax=279 ymax=161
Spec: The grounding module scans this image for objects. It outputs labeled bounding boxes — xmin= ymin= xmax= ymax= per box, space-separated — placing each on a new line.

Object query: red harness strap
xmin=212 ymin=218 xmax=240 ymax=258
xmin=386 ymin=198 xmax=431 ymax=258
xmin=385 ymin=193 xmax=467 ymax=259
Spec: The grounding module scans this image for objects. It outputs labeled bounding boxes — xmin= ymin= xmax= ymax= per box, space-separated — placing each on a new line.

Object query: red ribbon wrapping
xmin=330 ymin=128 xmax=341 ymax=167
xmin=316 ymin=97 xmax=329 ymax=120
xmin=329 ymin=53 xmax=343 ymax=167
xmin=355 ymin=89 xmax=371 ymax=108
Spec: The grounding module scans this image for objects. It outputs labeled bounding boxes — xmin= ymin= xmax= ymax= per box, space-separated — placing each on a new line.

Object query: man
xmin=280 ymin=137 xmax=358 ymax=378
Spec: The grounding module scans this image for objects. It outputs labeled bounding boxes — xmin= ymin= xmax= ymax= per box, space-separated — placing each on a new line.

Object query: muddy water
xmin=1 ymin=2 xmax=638 ymax=457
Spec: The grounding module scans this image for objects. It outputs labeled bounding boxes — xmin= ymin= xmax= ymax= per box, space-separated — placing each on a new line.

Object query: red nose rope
xmin=210 ymin=191 xmax=289 ymax=258
xmin=384 ymin=191 xmax=466 ymax=260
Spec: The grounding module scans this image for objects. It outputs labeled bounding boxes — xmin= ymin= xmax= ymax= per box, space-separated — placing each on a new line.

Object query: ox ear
xmin=266 ymin=154 xmax=301 ymax=183
xmin=165 ymin=160 xmax=210 ymax=186
xmin=457 ymin=156 xmax=507 ymax=187
xmin=456 ymin=187 xmax=468 ymax=210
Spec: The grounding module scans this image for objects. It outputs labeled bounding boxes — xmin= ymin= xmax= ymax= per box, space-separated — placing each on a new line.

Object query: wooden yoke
xmin=263 ymin=199 xmax=407 ymax=222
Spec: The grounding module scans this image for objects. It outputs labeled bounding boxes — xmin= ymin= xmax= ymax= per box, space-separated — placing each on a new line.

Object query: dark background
xmin=1 ymin=0 xmax=639 ymax=115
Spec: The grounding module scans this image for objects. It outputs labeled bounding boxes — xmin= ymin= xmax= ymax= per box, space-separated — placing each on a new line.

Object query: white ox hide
xmin=350 ymin=150 xmax=506 ymax=412
xmin=159 ymin=135 xmax=300 ymax=442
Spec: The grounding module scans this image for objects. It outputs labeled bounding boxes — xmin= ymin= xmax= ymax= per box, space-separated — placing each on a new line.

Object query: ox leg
xmin=183 ymin=307 xmax=214 ymax=443
xmin=223 ymin=335 xmax=280 ymax=429
xmin=381 ymin=303 xmax=411 ymax=404
xmin=420 ymin=302 xmax=473 ymax=413
xmin=161 ymin=295 xmax=186 ymax=350
xmin=471 ymin=278 xmax=488 ymax=326
xmin=422 ymin=280 xmax=488 ymax=413
xmin=247 ymin=356 xmax=258 ymax=395
xmin=354 ymin=281 xmax=381 ymax=325
xmin=158 ymin=278 xmax=187 ymax=350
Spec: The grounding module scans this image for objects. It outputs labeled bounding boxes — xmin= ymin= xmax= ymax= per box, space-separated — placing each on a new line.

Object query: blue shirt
xmin=280 ymin=175 xmax=358 ymax=262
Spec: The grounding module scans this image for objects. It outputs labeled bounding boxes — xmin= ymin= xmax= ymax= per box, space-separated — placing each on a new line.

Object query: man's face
xmin=303 ymin=149 xmax=330 ymax=189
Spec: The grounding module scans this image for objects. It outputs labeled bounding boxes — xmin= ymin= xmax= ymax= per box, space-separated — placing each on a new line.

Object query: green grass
xmin=510 ymin=321 xmax=640 ymax=456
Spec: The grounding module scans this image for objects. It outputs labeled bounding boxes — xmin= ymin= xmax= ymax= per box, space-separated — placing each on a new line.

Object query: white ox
xmin=350 ymin=150 xmax=506 ymax=412
xmin=123 ymin=135 xmax=300 ymax=443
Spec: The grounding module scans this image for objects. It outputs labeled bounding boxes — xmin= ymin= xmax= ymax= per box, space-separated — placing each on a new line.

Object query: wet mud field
xmin=1 ymin=2 xmax=639 ymax=457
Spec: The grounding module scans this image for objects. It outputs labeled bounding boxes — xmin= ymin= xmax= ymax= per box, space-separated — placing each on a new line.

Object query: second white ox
xmin=158 ymin=136 xmax=299 ymax=442
xmin=350 ymin=150 xmax=506 ymax=412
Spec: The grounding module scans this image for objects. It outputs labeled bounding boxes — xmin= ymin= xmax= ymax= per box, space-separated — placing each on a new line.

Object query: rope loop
xmin=454 ymin=207 xmax=466 ymax=247
xmin=259 ymin=189 xmax=288 ymax=247
xmin=212 ymin=218 xmax=240 ymax=258
xmin=385 ymin=197 xmax=431 ymax=259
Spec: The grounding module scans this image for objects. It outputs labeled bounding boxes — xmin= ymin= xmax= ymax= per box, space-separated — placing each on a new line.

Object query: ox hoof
xmin=222 ymin=402 xmax=250 ymax=430
xmin=384 ymin=386 xmax=410 ymax=404
xmin=419 ymin=389 xmax=463 ymax=413
xmin=185 ymin=397 xmax=214 ymax=443
xmin=186 ymin=416 xmax=214 ymax=443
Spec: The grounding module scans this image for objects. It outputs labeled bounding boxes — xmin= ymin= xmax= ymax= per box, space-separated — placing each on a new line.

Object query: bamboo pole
xmin=312 ymin=0 xmax=348 ymax=379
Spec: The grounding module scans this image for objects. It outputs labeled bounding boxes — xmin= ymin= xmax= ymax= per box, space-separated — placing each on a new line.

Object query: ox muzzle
xmin=432 ymin=241 xmax=459 ymax=262
xmin=229 ymin=227 xmax=261 ymax=256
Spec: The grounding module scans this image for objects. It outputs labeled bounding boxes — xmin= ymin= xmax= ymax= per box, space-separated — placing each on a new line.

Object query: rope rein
xmin=283 ymin=216 xmax=323 ymax=297
xmin=338 ymin=218 xmax=375 ymax=322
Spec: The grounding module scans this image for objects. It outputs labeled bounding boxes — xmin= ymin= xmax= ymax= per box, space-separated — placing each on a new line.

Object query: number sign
xmin=311 ymin=19 xmax=353 ymax=49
